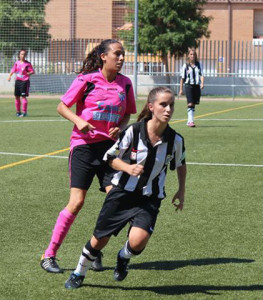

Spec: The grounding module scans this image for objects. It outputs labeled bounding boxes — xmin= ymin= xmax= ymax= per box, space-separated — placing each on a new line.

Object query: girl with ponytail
xmin=64 ymin=86 xmax=186 ymax=289
xmin=41 ymin=39 xmax=136 ymax=274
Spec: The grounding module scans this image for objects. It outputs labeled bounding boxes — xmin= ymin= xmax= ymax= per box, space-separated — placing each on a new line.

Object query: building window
xmin=254 ymin=10 xmax=263 ymax=39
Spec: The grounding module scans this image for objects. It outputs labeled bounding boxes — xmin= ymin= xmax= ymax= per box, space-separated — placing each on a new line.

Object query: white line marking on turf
xmin=0 ymin=152 xmax=262 ymax=167
xmin=0 ymin=119 xmax=66 ymax=123
xmin=1 ymin=118 xmax=263 ymax=124
xmin=187 ymin=162 xmax=263 ymax=167
xmin=130 ymin=118 xmax=263 ymax=122
xmin=0 ymin=152 xmax=67 ymax=159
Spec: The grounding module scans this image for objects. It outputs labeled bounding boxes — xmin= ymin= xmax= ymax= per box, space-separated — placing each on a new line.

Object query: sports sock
xmin=75 ymin=241 xmax=100 ymax=276
xmin=15 ymin=97 xmax=21 ymax=112
xmin=187 ymin=106 xmax=195 ymax=123
xmin=44 ymin=208 xmax=76 ymax=258
xmin=22 ymin=97 xmax=28 ymax=113
xmin=119 ymin=240 xmax=144 ymax=259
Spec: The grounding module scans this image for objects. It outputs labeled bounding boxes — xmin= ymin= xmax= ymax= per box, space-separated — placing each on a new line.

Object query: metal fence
xmin=2 ymin=39 xmax=263 ymax=78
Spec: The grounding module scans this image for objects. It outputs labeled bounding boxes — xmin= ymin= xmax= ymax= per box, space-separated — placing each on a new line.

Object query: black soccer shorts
xmin=14 ymin=80 xmax=30 ymax=97
xmin=93 ymin=186 xmax=162 ymax=239
xmin=69 ymin=140 xmax=115 ymax=191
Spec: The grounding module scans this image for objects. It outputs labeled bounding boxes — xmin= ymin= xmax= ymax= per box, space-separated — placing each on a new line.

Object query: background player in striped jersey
xmin=7 ymin=49 xmax=35 ymax=117
xmin=64 ymin=86 xmax=186 ymax=289
xmin=179 ymin=48 xmax=204 ymax=127
xmin=40 ymin=39 xmax=136 ymax=274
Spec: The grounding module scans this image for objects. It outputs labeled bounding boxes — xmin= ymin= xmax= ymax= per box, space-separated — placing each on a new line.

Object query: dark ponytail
xmin=137 ymin=87 xmax=175 ymax=122
xmin=79 ymin=39 xmax=122 ymax=73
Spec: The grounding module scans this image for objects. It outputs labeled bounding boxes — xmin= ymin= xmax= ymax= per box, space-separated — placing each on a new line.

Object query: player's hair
xmin=18 ymin=49 xmax=27 ymax=59
xmin=137 ymin=87 xmax=175 ymax=122
xmin=186 ymin=47 xmax=198 ymax=63
xmin=79 ymin=39 xmax=123 ymax=73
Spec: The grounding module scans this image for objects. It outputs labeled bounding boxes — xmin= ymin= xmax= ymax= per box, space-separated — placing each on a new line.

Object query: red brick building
xmin=45 ymin=0 xmax=263 ymax=43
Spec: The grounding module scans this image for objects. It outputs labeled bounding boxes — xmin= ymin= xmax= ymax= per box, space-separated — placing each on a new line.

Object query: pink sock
xmin=44 ymin=208 xmax=76 ymax=258
xmin=15 ymin=97 xmax=21 ymax=112
xmin=22 ymin=97 xmax=28 ymax=113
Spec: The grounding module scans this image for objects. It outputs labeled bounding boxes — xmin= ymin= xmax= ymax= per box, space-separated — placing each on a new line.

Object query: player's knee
xmin=127 ymin=240 xmax=145 ymax=256
xmin=67 ymin=193 xmax=85 ymax=213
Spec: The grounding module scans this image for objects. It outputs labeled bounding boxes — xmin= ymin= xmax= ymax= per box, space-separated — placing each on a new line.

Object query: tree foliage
xmin=0 ymin=0 xmax=51 ymax=58
xmin=118 ymin=0 xmax=212 ymax=70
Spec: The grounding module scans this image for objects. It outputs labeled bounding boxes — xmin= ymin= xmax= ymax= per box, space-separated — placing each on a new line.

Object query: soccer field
xmin=0 ymin=96 xmax=263 ymax=300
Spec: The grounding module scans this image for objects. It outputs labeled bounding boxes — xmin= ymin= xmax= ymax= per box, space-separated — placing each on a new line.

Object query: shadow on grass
xmin=80 ymin=258 xmax=257 ymax=295
xmin=130 ymin=257 xmax=254 ymax=271
xmin=84 ymin=283 xmax=263 ymax=296
xmin=65 ymin=257 xmax=255 ymax=273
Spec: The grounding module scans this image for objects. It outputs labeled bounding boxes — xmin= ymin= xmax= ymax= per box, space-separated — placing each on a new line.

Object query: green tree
xmin=118 ymin=0 xmax=211 ymax=73
xmin=0 ymin=0 xmax=51 ymax=58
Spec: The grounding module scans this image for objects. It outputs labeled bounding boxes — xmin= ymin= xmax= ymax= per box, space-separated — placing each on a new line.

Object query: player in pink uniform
xmin=40 ymin=39 xmax=136 ymax=274
xmin=8 ymin=49 xmax=35 ymax=117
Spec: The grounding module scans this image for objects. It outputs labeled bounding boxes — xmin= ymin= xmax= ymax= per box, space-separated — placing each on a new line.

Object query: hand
xmin=109 ymin=127 xmax=120 ymax=139
xmin=200 ymin=84 xmax=204 ymax=89
xmin=76 ymin=119 xmax=95 ymax=133
xmin=179 ymin=90 xmax=183 ymax=96
xmin=172 ymin=190 xmax=184 ymax=211
xmin=127 ymin=164 xmax=144 ymax=176
xmin=7 ymin=76 xmax=11 ymax=81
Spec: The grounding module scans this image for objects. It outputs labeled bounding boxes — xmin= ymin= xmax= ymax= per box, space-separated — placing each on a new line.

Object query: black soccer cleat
xmin=65 ymin=272 xmax=85 ymax=289
xmin=40 ymin=255 xmax=64 ymax=273
xmin=113 ymin=251 xmax=130 ymax=281
xmin=90 ymin=251 xmax=104 ymax=272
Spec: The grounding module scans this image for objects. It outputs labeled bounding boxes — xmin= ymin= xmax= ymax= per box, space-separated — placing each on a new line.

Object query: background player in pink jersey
xmin=40 ymin=39 xmax=136 ymax=274
xmin=7 ymin=49 xmax=35 ymax=117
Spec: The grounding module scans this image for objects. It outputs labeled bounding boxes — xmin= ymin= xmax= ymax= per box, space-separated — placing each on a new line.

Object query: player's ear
xmin=100 ymin=53 xmax=106 ymax=64
xmin=148 ymin=102 xmax=154 ymax=113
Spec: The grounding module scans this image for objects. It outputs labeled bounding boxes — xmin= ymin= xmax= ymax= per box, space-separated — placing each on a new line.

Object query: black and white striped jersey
xmin=181 ymin=62 xmax=203 ymax=85
xmin=103 ymin=119 xmax=186 ymax=199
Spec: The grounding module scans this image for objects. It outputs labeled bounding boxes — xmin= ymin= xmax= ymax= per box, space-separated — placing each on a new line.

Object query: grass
xmin=0 ymin=96 xmax=263 ymax=299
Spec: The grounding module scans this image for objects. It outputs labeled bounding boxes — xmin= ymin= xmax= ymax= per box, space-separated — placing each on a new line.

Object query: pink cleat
xmin=187 ymin=122 xmax=196 ymax=127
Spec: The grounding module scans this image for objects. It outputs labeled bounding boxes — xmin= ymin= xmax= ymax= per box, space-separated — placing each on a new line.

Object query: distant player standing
xmin=179 ymin=48 xmax=204 ymax=127
xmin=40 ymin=39 xmax=136 ymax=274
xmin=7 ymin=49 xmax=35 ymax=117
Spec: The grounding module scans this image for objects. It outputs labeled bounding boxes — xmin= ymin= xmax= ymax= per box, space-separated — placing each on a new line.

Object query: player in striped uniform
xmin=7 ymin=49 xmax=35 ymax=117
xmin=64 ymin=86 xmax=186 ymax=289
xmin=179 ymin=48 xmax=204 ymax=127
xmin=40 ymin=39 xmax=136 ymax=274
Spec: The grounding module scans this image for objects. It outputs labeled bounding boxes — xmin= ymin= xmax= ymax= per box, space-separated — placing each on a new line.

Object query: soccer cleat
xmin=90 ymin=251 xmax=104 ymax=272
xmin=187 ymin=122 xmax=195 ymax=127
xmin=16 ymin=112 xmax=21 ymax=117
xmin=113 ymin=251 xmax=130 ymax=281
xmin=65 ymin=272 xmax=85 ymax=289
xmin=40 ymin=254 xmax=64 ymax=273
xmin=20 ymin=112 xmax=27 ymax=117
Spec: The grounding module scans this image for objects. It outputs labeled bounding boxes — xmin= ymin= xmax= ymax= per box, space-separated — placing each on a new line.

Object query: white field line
xmin=1 ymin=118 xmax=263 ymax=123
xmin=0 ymin=152 xmax=67 ymax=159
xmin=0 ymin=119 xmax=66 ymax=123
xmin=0 ymin=151 xmax=262 ymax=167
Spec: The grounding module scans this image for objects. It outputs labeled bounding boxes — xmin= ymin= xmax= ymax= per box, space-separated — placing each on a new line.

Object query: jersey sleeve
xmin=180 ymin=63 xmax=186 ymax=79
xmin=11 ymin=62 xmax=17 ymax=73
xmin=61 ymin=74 xmax=88 ymax=107
xmin=103 ymin=125 xmax=133 ymax=161
xmin=170 ymin=134 xmax=186 ymax=170
xmin=27 ymin=62 xmax=34 ymax=73
xmin=124 ymin=79 xmax=137 ymax=115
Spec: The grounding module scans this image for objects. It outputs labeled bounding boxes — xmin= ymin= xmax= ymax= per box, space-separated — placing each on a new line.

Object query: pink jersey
xmin=61 ymin=69 xmax=137 ymax=150
xmin=11 ymin=60 xmax=34 ymax=81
